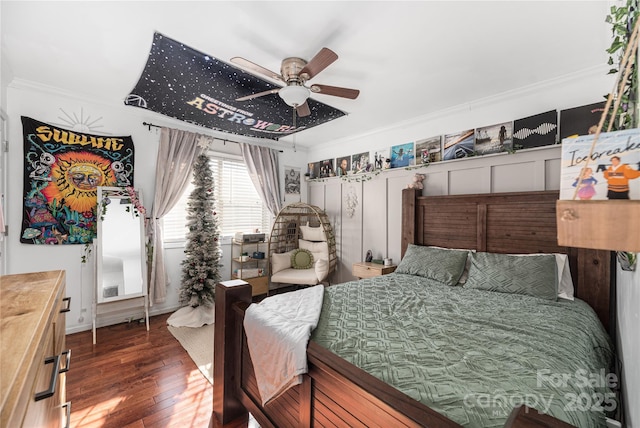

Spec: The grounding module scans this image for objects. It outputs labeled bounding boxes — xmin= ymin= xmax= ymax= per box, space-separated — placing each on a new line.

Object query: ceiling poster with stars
xmin=125 ymin=32 xmax=346 ymax=140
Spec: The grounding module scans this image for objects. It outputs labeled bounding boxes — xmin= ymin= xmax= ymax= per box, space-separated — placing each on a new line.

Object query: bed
xmin=212 ymin=189 xmax=615 ymax=428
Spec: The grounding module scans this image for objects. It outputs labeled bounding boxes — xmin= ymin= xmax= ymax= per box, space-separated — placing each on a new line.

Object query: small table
xmin=352 ymin=261 xmax=397 ymax=279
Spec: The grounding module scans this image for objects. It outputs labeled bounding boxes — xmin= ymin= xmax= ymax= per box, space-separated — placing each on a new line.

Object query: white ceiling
xmin=1 ymin=1 xmax=613 ymax=148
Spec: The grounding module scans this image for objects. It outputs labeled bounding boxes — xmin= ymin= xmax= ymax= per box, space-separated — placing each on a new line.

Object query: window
xmin=162 ymin=154 xmax=271 ymax=243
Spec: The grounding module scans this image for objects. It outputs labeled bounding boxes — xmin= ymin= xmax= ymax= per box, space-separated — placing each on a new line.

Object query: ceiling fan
xmin=231 ymin=47 xmax=360 ymax=117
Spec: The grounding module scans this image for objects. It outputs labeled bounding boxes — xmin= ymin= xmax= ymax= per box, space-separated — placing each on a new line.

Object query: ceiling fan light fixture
xmin=279 ymin=85 xmax=310 ymax=107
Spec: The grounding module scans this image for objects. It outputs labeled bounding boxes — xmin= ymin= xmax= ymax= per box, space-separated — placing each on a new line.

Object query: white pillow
xmin=315 ymin=258 xmax=329 ymax=282
xmin=300 ymin=223 xmax=326 ymax=242
xmin=271 ymin=251 xmax=293 ymax=274
xmin=555 ymin=254 xmax=575 ymax=301
xmin=299 ymin=239 xmax=329 ymax=263
xmin=508 ymin=252 xmax=574 ymax=300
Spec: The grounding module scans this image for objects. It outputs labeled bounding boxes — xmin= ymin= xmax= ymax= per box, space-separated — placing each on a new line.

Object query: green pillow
xmin=463 ymin=252 xmax=558 ymax=301
xmin=395 ymin=244 xmax=468 ymax=286
xmin=291 ymin=248 xmax=314 ymax=269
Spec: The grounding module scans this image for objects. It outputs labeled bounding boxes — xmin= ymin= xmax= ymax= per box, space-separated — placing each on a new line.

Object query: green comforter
xmin=311 ymin=273 xmax=614 ymax=427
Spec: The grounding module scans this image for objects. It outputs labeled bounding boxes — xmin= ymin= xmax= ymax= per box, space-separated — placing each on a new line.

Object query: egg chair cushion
xmin=291 ymin=248 xmax=314 ymax=269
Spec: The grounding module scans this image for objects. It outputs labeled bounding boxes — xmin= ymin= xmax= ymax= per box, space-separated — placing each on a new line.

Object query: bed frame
xmin=212 ymin=189 xmax=612 ymax=428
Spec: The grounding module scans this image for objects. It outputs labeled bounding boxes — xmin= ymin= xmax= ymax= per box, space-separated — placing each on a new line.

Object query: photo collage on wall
xmin=305 ymin=101 xmax=614 ymax=180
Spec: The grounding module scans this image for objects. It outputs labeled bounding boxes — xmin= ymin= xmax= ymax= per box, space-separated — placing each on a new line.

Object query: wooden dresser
xmin=0 ymin=270 xmax=70 ymax=428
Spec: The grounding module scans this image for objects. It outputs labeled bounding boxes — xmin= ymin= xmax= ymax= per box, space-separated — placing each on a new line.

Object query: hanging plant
xmin=605 ymin=0 xmax=639 ymax=130
xmin=605 ymin=1 xmax=640 ymax=272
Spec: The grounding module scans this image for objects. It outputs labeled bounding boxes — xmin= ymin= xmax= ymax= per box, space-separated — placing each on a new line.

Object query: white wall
xmin=4 ymin=79 xmax=307 ymax=333
xmin=616 ymin=266 xmax=640 ymax=427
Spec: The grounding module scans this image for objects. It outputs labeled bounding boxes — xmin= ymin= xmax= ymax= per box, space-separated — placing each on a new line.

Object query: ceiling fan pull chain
xmin=292 ymin=107 xmax=297 ymax=152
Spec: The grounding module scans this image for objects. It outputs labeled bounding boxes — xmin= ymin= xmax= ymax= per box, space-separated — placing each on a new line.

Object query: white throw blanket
xmin=243 ymin=285 xmax=324 ymax=405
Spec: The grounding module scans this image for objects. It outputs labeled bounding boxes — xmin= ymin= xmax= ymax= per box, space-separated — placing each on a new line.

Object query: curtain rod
xmin=141 ymin=121 xmax=283 ymax=152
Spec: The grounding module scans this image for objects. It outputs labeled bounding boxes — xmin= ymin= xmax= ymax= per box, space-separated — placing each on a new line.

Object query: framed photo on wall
xmin=306 ymin=161 xmax=320 ymax=179
xmin=513 ymin=110 xmax=558 ymax=149
xmin=284 ymin=166 xmax=301 ymax=194
xmin=559 ymin=101 xmax=605 ymax=141
xmin=474 ymin=122 xmax=513 ymax=155
xmin=351 ymin=151 xmax=370 ymax=174
xmin=371 ymin=148 xmax=389 ymax=170
xmin=336 ymin=155 xmax=350 ymax=176
xmin=319 ymin=158 xmax=335 ymax=178
xmin=390 ymin=142 xmax=414 ymax=168
xmin=443 ymin=129 xmax=475 ymax=160
xmin=415 ymin=136 xmax=442 ymax=164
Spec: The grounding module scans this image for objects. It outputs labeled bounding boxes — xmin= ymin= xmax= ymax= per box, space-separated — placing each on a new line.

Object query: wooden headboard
xmin=401 ymin=189 xmax=613 ymax=332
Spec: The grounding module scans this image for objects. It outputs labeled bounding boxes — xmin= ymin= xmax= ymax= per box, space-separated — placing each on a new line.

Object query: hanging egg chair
xmin=268 ymin=203 xmax=337 ymax=292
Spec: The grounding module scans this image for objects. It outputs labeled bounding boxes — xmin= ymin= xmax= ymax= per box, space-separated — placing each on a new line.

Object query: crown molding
xmin=319 ymin=64 xmax=612 ymax=150
xmin=6 ymin=78 xmax=302 ymax=152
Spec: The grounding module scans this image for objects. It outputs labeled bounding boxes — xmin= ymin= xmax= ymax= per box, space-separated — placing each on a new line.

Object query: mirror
xmin=96 ymin=186 xmax=147 ymax=303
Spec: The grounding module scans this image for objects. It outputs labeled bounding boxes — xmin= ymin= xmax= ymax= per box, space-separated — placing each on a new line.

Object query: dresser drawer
xmin=352 ymin=262 xmax=396 ymax=279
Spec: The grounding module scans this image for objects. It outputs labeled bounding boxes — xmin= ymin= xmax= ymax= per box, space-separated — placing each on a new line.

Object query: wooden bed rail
xmin=213 ymin=280 xmax=252 ymax=425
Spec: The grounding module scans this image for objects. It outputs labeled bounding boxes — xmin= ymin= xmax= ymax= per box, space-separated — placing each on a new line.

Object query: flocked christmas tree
xmin=178 ymin=153 xmax=221 ymax=308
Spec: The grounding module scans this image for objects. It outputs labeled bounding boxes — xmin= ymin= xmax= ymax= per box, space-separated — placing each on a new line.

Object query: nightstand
xmin=352 ymin=261 xmax=397 ymax=279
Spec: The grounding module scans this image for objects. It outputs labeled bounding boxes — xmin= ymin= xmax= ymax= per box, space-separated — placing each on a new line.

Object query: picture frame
xmin=559 ymin=101 xmax=605 ymax=141
xmin=415 ymin=136 xmax=442 ymax=164
xmin=371 ymin=148 xmax=389 ymax=170
xmin=306 ymin=161 xmax=320 ymax=179
xmin=284 ymin=166 xmax=301 ymax=194
xmin=389 ymin=142 xmax=414 ymax=168
xmin=336 ymin=156 xmax=351 ymax=176
xmin=474 ymin=122 xmax=513 ymax=155
xmin=513 ymin=110 xmax=558 ymax=149
xmin=443 ymin=129 xmax=475 ymax=160
xmin=319 ymin=159 xmax=335 ymax=178
xmin=351 ymin=151 xmax=371 ymax=174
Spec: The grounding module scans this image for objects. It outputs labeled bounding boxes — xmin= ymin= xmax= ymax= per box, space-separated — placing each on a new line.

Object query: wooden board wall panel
xmin=363 ymin=178 xmax=388 ymax=262
xmin=492 ymin=162 xmax=537 ymax=193
xmin=557 ymin=200 xmax=640 ymax=252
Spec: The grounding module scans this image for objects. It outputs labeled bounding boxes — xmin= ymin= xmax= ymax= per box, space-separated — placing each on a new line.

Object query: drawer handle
xmin=62 ymin=401 xmax=72 ymax=428
xmin=61 ymin=296 xmax=71 ymax=313
xmin=60 ymin=349 xmax=71 ymax=373
xmin=35 ymin=354 xmax=61 ymax=401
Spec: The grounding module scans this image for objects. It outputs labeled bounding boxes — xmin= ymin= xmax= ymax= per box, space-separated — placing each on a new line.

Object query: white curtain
xmin=239 ymin=143 xmax=283 ymax=216
xmin=149 ymin=128 xmax=209 ymax=304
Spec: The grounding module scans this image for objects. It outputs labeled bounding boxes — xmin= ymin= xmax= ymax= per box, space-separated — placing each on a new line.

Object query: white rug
xmin=167 ymin=323 xmax=214 ymax=384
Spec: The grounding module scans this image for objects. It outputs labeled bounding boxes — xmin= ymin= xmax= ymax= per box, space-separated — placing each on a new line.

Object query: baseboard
xmin=65 ymin=304 xmax=182 ymax=334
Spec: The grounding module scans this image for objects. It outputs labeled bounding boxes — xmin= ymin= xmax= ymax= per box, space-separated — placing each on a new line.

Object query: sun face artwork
xmin=21 ymin=116 xmax=135 ymax=245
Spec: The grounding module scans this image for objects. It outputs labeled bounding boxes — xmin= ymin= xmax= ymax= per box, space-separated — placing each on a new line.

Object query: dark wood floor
xmin=66 ymin=312 xmax=258 ymax=428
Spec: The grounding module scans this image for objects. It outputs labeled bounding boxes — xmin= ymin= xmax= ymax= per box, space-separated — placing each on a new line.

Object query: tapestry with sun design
xmin=21 ymin=116 xmax=135 ymax=245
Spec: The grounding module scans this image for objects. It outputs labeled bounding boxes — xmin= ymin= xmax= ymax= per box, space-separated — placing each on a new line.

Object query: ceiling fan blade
xmin=230 ymin=57 xmax=284 ymax=83
xmin=299 ymin=48 xmax=338 ymax=79
xmin=296 ymin=101 xmax=311 ymax=117
xmin=310 ymin=84 xmax=360 ymax=99
xmin=236 ymin=88 xmax=280 ymax=102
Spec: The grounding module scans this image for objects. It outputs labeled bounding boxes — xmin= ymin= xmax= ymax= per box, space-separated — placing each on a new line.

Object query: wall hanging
xmin=21 ymin=116 xmax=135 ymax=245
xmin=125 ymin=32 xmax=346 ymax=140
